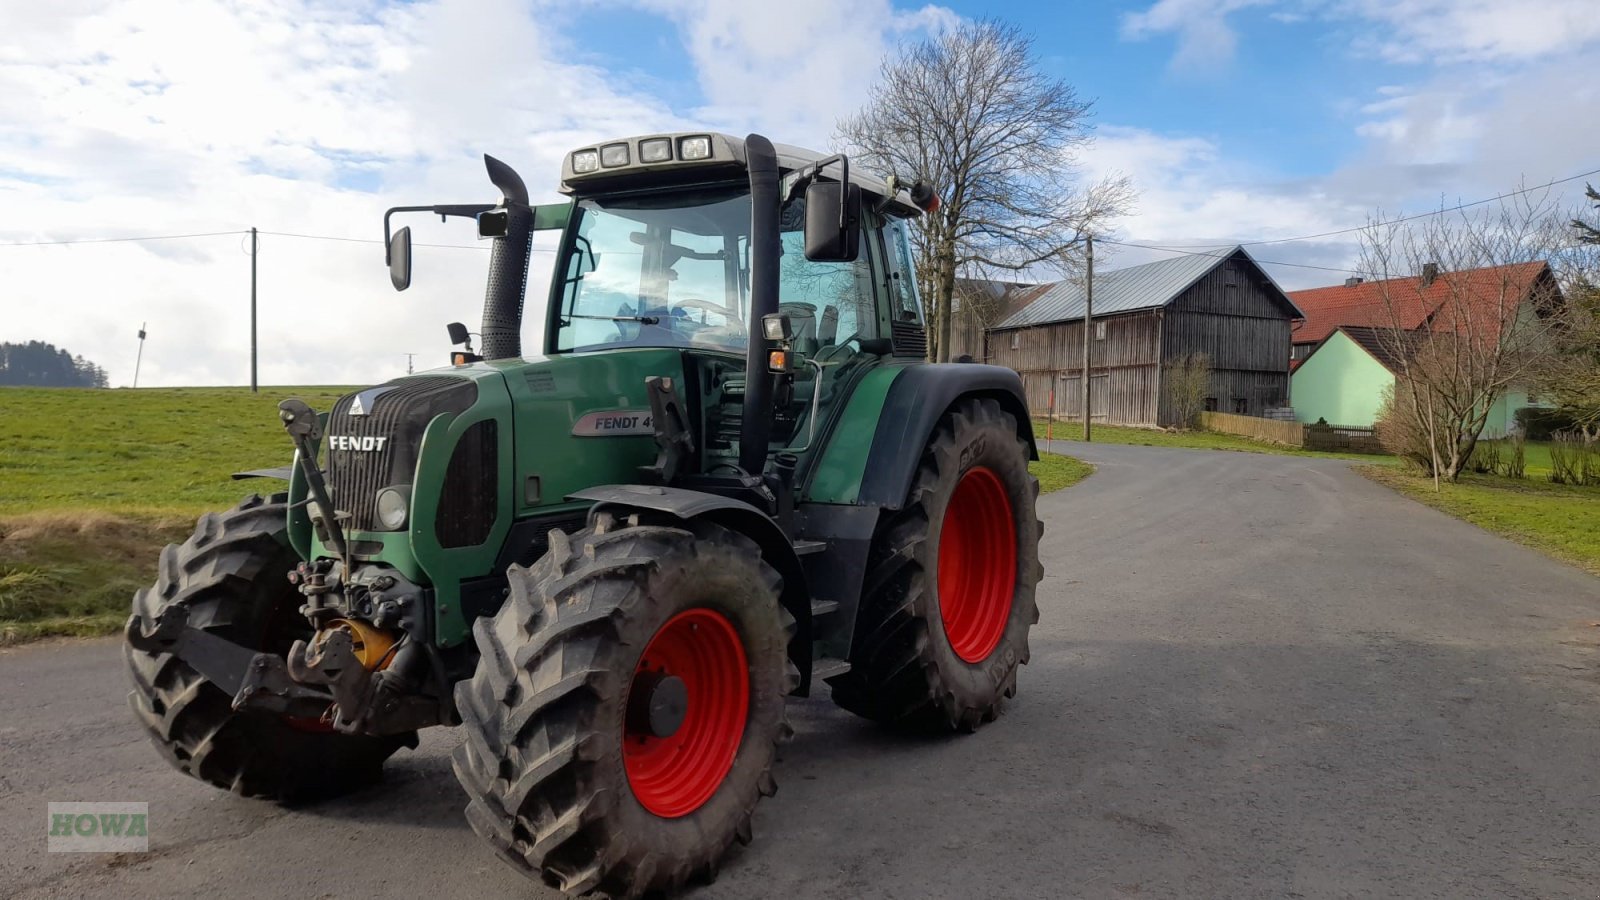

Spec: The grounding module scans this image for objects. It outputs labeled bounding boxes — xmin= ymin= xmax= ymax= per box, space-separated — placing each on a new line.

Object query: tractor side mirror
xmin=388 ymin=226 xmax=412 ymax=291
xmin=803 ymin=181 xmax=861 ymax=262
xmin=476 ymin=209 xmax=509 ymax=238
xmin=447 ymin=322 xmax=471 ymax=346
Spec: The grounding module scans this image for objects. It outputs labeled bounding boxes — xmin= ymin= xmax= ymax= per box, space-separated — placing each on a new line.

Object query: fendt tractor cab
xmin=126 ymin=132 xmax=1043 ymax=898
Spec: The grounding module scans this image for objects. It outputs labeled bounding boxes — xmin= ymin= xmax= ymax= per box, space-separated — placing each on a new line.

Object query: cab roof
xmin=560 ymin=131 xmax=921 ymax=218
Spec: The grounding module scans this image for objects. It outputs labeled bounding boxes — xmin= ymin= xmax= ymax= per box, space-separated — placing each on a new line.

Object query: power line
xmin=1093 ymin=237 xmax=1363 ymax=275
xmin=1236 ymin=166 xmax=1600 ymax=248
xmin=5 ymin=163 xmax=1593 ymax=257
xmin=260 ymin=229 xmax=557 ymax=252
xmin=0 ymin=229 xmax=247 ymax=247
xmin=259 ymin=229 xmax=487 ymax=251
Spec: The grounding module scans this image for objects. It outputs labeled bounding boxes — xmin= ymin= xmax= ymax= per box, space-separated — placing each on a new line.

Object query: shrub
xmin=1164 ymin=352 xmax=1212 ymax=430
xmin=1548 ymin=433 xmax=1599 ymax=486
xmin=1374 ymin=388 xmax=1435 ymax=472
xmin=1471 ymin=437 xmax=1502 ymax=475
xmin=1506 ymin=432 xmax=1527 ymax=479
xmin=1516 ymin=406 xmax=1582 ymax=441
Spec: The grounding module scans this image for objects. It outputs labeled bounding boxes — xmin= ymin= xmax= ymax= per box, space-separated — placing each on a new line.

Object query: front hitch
xmin=125 ymin=605 xmax=335 ymax=719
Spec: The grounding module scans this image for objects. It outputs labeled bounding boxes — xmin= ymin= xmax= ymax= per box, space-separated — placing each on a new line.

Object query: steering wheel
xmin=813 ymin=331 xmax=860 ymax=364
xmin=673 ymin=297 xmax=737 ymax=322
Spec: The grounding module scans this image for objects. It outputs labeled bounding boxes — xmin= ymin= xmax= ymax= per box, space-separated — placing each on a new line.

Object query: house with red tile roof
xmin=1287 ymin=262 xmax=1559 ymax=430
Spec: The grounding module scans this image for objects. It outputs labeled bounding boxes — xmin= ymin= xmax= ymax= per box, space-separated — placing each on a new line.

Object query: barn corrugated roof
xmin=994 ymin=246 xmax=1298 ymax=329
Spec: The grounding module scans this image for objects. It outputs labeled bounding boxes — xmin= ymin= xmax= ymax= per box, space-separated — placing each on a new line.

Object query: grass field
xmin=0 ymin=386 xmax=349 ymax=644
xmin=1031 ymin=418 xmax=1398 ymax=463
xmin=1030 ymin=452 xmax=1094 ymax=494
xmin=1 ymin=386 xmax=350 ymax=515
xmin=1361 ymin=466 xmax=1600 ymax=576
xmin=0 ymin=386 xmax=1091 ymax=644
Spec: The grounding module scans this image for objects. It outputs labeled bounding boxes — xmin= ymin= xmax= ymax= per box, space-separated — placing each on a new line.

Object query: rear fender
xmin=567 ymin=485 xmax=816 ymax=693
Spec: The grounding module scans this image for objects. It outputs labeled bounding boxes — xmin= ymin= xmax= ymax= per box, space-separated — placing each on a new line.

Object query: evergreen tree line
xmin=0 ymin=341 xmax=110 ymax=387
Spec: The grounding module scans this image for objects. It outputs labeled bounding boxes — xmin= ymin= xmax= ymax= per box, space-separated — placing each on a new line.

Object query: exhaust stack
xmin=480 ymin=155 xmax=532 ymax=360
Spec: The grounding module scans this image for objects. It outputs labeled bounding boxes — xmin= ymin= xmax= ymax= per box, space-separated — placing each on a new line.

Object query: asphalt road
xmin=6 ymin=442 xmax=1600 ymax=899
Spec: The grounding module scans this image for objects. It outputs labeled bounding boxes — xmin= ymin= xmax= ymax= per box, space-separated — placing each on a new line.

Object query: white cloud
xmin=0 ymin=0 xmax=966 ymax=387
xmin=1120 ymin=0 xmax=1274 ymax=71
xmin=1076 ymin=125 xmax=1373 ymax=287
xmin=627 ymin=0 xmax=959 ymax=146
xmin=1336 ymin=0 xmax=1600 ymax=64
xmin=1124 ymin=0 xmax=1600 ymax=69
xmin=0 ymin=0 xmax=683 ymax=387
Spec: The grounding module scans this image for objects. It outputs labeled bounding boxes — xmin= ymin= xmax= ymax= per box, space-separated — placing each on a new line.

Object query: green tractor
xmin=125 ymin=132 xmax=1042 ymax=898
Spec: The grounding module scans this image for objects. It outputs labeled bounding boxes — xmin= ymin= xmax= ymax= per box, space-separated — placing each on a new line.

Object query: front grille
xmin=326 ymin=377 xmax=476 ymax=531
xmin=891 ymin=319 xmax=928 ymax=358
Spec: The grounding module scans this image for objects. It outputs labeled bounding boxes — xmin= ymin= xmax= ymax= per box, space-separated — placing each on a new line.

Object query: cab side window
xmin=883 ymin=219 xmax=924 ymax=325
xmin=776 ymin=204 xmax=878 ymax=353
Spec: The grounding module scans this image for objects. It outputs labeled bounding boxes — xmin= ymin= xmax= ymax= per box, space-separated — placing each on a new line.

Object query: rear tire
xmin=124 ymin=494 xmax=412 ymax=802
xmin=452 ymin=516 xmax=791 ymax=899
xmin=830 ymin=397 xmax=1043 ymax=731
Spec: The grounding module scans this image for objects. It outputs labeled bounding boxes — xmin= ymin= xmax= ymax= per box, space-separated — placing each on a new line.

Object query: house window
xmin=1204 ymin=397 xmax=1218 ymax=412
xmin=1094 ymin=321 xmax=1107 ymax=341
xmin=1232 ymin=398 xmax=1248 ymax=415
xmin=1010 ymin=332 xmax=1020 ymax=350
xmin=1224 ymin=267 xmax=1238 ymax=288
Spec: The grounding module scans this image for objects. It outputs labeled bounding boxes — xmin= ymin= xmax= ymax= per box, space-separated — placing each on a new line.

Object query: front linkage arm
xmin=124 ymin=604 xmax=335 ymax=719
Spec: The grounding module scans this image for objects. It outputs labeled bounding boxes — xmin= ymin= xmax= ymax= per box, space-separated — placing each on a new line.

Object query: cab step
xmin=810 ymin=599 xmax=839 ymax=617
xmin=792 ymin=540 xmax=827 ymax=556
xmin=811 ymin=656 xmax=851 ymax=680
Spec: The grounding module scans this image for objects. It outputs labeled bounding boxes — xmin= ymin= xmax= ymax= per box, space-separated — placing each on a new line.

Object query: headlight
xmin=678 ymin=135 xmax=711 ymax=160
xmin=375 ymin=486 xmax=411 ymax=531
xmin=639 ymin=138 xmax=672 ymax=163
xmin=600 ymin=143 xmax=630 ymax=167
xmin=571 ymin=150 xmax=600 ymax=173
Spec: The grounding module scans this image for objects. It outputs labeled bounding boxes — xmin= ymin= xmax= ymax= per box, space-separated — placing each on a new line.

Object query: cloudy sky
xmin=2 ymin=0 xmax=1596 ymax=386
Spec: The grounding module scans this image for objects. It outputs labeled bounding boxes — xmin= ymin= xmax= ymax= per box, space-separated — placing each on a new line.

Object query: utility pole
xmin=250 ymin=226 xmax=259 ymax=393
xmin=1081 ymin=234 xmax=1093 ymax=442
xmin=133 ymin=323 xmax=147 ymax=388
xmin=405 ymin=353 xmax=416 ymax=375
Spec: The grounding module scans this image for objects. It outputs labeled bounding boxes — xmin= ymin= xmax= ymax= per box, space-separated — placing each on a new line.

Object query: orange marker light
xmin=768 ymin=350 xmax=791 ymax=372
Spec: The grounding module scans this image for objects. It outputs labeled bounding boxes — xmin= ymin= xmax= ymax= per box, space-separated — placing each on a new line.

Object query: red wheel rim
xmin=937 ymin=466 xmax=1017 ymax=663
xmin=623 ymin=608 xmax=749 ymax=818
xmin=282 ymin=711 xmax=335 ymax=734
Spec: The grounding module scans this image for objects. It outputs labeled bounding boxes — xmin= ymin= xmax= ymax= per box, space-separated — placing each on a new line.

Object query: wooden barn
xmin=987 ymin=246 xmax=1302 ymax=427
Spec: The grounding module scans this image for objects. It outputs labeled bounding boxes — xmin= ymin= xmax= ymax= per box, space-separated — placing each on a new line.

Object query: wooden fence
xmin=1198 ymin=411 xmax=1306 ymax=446
xmin=1197 ymin=411 xmax=1387 ymax=455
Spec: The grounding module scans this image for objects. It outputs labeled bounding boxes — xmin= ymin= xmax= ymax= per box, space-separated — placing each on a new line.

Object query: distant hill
xmin=0 ymin=341 xmax=109 ymax=387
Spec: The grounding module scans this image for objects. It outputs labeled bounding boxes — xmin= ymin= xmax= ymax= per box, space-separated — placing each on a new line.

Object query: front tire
xmin=452 ymin=516 xmax=791 ymax=898
xmin=124 ymin=494 xmax=412 ymax=802
xmin=830 ymin=397 xmax=1043 ymax=731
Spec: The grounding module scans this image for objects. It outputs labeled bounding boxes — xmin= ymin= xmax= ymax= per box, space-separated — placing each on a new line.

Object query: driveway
xmin=4 ymin=442 xmax=1599 ymax=899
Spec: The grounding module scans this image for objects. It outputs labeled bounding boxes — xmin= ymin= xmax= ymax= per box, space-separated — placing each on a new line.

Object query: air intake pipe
xmin=739 ymin=134 xmax=781 ymax=477
xmin=479 ymin=154 xmax=532 ymax=360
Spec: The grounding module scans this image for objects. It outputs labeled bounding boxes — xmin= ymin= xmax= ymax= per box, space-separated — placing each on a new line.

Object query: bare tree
xmin=1533 ymin=185 xmax=1600 ymax=435
xmin=1360 ymin=191 xmax=1568 ymax=485
xmin=1164 ymin=352 xmax=1212 ymax=429
xmin=836 ymin=19 xmax=1133 ymax=361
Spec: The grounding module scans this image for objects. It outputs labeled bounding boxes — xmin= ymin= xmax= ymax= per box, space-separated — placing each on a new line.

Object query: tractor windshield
xmin=551 ymin=186 xmax=878 ymax=355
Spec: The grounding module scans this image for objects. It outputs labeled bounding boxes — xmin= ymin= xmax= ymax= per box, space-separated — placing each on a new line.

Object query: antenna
xmin=405 ymin=353 xmax=416 ymax=375
xmin=133 ymin=322 xmax=147 ymax=388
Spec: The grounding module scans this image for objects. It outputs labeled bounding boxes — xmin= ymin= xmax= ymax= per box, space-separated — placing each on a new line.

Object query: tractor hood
xmin=288 ymin=348 xmax=686 ymax=646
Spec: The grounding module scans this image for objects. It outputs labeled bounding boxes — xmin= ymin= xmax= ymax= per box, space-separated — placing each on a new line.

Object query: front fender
xmin=568 ymin=485 xmax=816 ymax=693
xmin=859 ymin=364 xmax=1037 ymax=509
